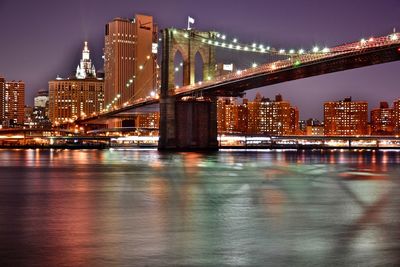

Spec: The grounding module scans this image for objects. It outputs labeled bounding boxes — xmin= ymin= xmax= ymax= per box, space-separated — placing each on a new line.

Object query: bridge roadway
xmin=78 ymin=33 xmax=400 ymax=124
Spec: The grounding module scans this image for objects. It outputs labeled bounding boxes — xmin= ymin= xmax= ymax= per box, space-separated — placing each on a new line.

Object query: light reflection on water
xmin=0 ymin=149 xmax=400 ymax=266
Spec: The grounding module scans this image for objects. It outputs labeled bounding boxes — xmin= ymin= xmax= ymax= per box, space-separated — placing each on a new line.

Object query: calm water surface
xmin=0 ymin=148 xmax=400 ymax=266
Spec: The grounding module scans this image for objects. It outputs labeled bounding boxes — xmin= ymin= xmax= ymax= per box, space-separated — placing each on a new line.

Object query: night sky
xmin=0 ymin=0 xmax=399 ymax=119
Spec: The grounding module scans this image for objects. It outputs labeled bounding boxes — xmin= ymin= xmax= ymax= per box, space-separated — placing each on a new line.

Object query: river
xmin=0 ymin=148 xmax=399 ymax=266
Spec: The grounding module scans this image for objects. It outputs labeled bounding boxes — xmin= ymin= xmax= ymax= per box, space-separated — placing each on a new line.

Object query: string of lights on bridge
xmin=90 ymin=30 xmax=400 ymax=119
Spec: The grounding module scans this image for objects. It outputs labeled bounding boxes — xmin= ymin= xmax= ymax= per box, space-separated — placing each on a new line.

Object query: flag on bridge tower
xmin=187 ymin=16 xmax=195 ymax=30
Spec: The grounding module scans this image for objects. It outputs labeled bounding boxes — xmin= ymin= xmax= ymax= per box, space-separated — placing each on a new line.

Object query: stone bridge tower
xmin=159 ymin=28 xmax=218 ymax=150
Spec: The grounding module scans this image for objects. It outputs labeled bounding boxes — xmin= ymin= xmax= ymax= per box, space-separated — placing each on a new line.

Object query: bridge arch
xmin=161 ymin=28 xmax=216 ymax=93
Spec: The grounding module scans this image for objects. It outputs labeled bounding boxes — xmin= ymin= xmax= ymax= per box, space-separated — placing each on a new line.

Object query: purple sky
xmin=0 ymin=0 xmax=399 ymax=120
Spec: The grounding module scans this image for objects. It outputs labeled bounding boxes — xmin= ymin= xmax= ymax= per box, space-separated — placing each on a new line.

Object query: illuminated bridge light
xmin=202 ymin=39 xmax=206 ymax=43
xmin=279 ymin=49 xmax=285 ymax=54
xmin=369 ymin=37 xmax=374 ymax=42
xmin=221 ymin=35 xmax=226 ymax=40
xmin=233 ymin=38 xmax=238 ymax=43
xmin=221 ymin=43 xmax=226 ymax=47
xmin=390 ymin=34 xmax=399 ymax=41
xmin=289 ymin=49 xmax=295 ymax=54
xmin=322 ymin=47 xmax=330 ymax=53
xmin=175 ymin=67 xmax=179 ymax=72
xmin=252 ymin=43 xmax=257 ymax=48
xmin=312 ymin=46 xmax=320 ymax=53
xmin=215 ymin=41 xmax=219 ymax=45
xmin=244 ymin=46 xmax=249 ymax=51
xmin=228 ymin=44 xmax=233 ymax=49
xmin=236 ymin=45 xmax=241 ymax=50
xmin=208 ymin=40 xmax=212 ymax=44
xmin=298 ymin=49 xmax=305 ymax=54
xmin=252 ymin=63 xmax=258 ymax=68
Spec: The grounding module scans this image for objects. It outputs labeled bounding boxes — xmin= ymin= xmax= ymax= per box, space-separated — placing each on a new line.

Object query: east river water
xmin=0 ymin=148 xmax=400 ymax=266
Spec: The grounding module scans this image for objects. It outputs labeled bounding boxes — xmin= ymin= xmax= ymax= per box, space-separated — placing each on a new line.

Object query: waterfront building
xmin=371 ymin=101 xmax=394 ymax=135
xmin=48 ymin=42 xmax=104 ymax=124
xmin=32 ymin=90 xmax=51 ymax=129
xmin=136 ymin=112 xmax=160 ymax=129
xmin=104 ymin=14 xmax=158 ymax=110
xmin=324 ymin=97 xmax=368 ymax=136
xmin=0 ymin=80 xmax=25 ymax=127
xmin=394 ymin=99 xmax=400 ymax=134
xmin=305 ymin=119 xmax=324 ymax=136
xmin=247 ymin=94 xmax=298 ymax=136
xmin=217 ymin=94 xmax=298 ymax=136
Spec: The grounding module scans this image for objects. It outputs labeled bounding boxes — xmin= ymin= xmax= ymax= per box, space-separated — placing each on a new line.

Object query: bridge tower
xmin=159 ymin=28 xmax=218 ymax=150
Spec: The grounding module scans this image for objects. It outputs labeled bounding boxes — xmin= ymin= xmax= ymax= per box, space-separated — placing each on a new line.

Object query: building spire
xmin=76 ymin=41 xmax=96 ymax=79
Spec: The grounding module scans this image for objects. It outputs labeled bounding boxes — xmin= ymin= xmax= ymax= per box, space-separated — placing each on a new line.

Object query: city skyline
xmin=0 ymin=0 xmax=399 ymax=119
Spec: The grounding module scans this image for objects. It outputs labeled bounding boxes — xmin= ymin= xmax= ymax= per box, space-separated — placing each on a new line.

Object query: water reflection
xmin=0 ymin=149 xmax=399 ymax=266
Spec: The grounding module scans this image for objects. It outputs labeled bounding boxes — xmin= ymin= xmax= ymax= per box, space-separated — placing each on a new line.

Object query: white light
xmin=150 ymin=91 xmax=156 ymax=97
xmin=126 ymin=83 xmax=129 ymax=87
xmin=229 ymin=44 xmax=233 ymax=48
xmin=233 ymin=38 xmax=237 ymax=43
xmin=175 ymin=67 xmax=179 ymax=72
xmin=260 ymin=48 xmax=266 ymax=53
xmin=208 ymin=40 xmax=212 ymax=44
xmin=259 ymin=44 xmax=264 ymax=49
xmin=180 ymin=62 xmax=183 ymax=66
xmin=117 ymin=94 xmax=121 ymax=98
xmin=202 ymin=39 xmax=206 ymax=43
xmin=159 ymin=38 xmax=162 ymax=41
xmin=221 ymin=43 xmax=226 ymax=47
xmin=207 ymin=76 xmax=211 ymax=80
xmin=236 ymin=70 xmax=242 ymax=75
xmin=146 ymin=55 xmax=150 ymax=59
xmin=221 ymin=35 xmax=226 ymax=40
xmin=236 ymin=45 xmax=241 ymax=50
xmin=216 ymin=33 xmax=221 ymax=38
xmin=390 ymin=34 xmax=398 ymax=41
xmin=139 ymin=65 xmax=143 ymax=70
xmin=312 ymin=46 xmax=319 ymax=53
xmin=184 ymin=33 xmax=188 ymax=38
xmin=266 ymin=46 xmax=270 ymax=50
xmin=215 ymin=41 xmax=219 ymax=45
xmin=198 ymin=81 xmax=202 ymax=85
xmin=298 ymin=49 xmax=305 ymax=54
xmin=279 ymin=49 xmax=285 ymax=54
xmin=175 ymin=85 xmax=179 ymax=89
xmin=252 ymin=43 xmax=257 ymax=48
xmin=129 ymin=79 xmax=133 ymax=83
xmin=322 ymin=47 xmax=330 ymax=53
xmin=360 ymin=38 xmax=367 ymax=44
xmin=244 ymin=46 xmax=249 ymax=51
xmin=289 ymin=49 xmax=295 ymax=54
xmin=252 ymin=63 xmax=258 ymax=68
xmin=369 ymin=37 xmax=374 ymax=42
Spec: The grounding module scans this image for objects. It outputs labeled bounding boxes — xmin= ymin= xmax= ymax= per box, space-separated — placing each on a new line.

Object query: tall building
xmin=2 ymin=80 xmax=25 ymax=127
xmin=0 ymin=77 xmax=5 ymax=122
xmin=76 ymin=41 xmax=97 ymax=79
xmin=48 ymin=42 xmax=104 ymax=124
xmin=394 ymin=99 xmax=400 ymax=134
xmin=324 ymin=97 xmax=368 ymax=136
xmin=104 ymin=14 xmax=158 ymax=110
xmin=371 ymin=101 xmax=394 ymax=135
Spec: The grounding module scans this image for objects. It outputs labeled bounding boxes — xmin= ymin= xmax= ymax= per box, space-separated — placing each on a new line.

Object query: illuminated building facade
xmin=371 ymin=101 xmax=394 ymax=135
xmin=394 ymin=99 xmax=400 ymax=134
xmin=217 ymin=94 xmax=298 ymax=136
xmin=48 ymin=42 xmax=104 ymax=124
xmin=0 ymin=79 xmax=25 ymax=127
xmin=136 ymin=112 xmax=160 ymax=129
xmin=104 ymin=14 xmax=158 ymax=110
xmin=324 ymin=97 xmax=368 ymax=136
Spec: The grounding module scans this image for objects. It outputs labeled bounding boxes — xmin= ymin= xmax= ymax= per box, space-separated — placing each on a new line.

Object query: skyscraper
xmin=394 ymin=99 xmax=400 ymax=134
xmin=324 ymin=97 xmax=368 ymax=136
xmin=0 ymin=77 xmax=4 ymax=122
xmin=3 ymin=80 xmax=25 ymax=127
xmin=48 ymin=42 xmax=104 ymax=124
xmin=104 ymin=14 xmax=158 ymax=110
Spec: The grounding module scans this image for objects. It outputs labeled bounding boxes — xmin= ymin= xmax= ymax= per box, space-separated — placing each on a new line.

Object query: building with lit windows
xmin=371 ymin=101 xmax=394 ymax=135
xmin=217 ymin=94 xmax=298 ymax=136
xmin=136 ymin=112 xmax=160 ymax=129
xmin=104 ymin=14 xmax=158 ymax=110
xmin=48 ymin=42 xmax=104 ymax=124
xmin=0 ymin=79 xmax=25 ymax=128
xmin=394 ymin=99 xmax=400 ymax=134
xmin=324 ymin=97 xmax=368 ymax=136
